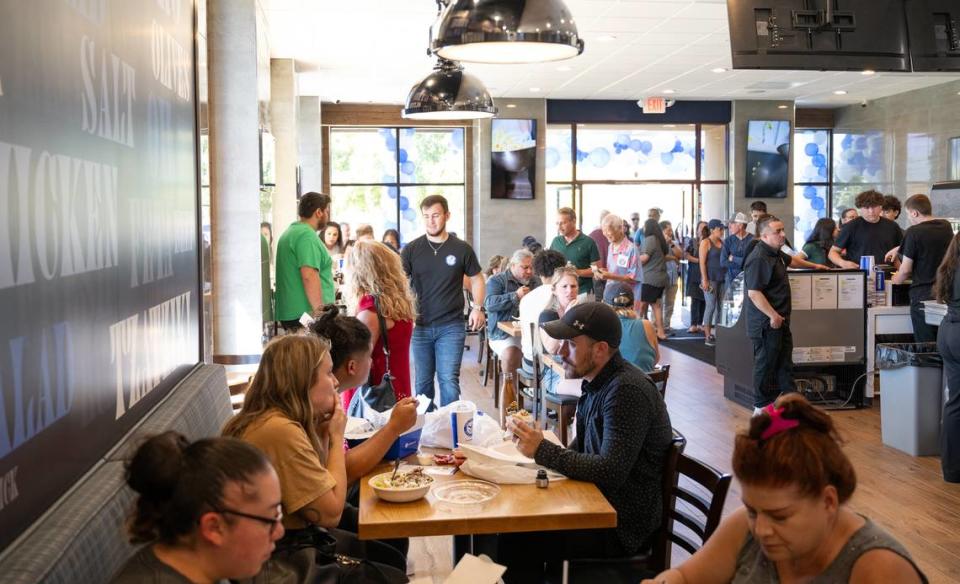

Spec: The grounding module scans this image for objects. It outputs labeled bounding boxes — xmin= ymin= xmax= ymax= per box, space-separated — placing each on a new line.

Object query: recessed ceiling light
xmin=556 ymin=65 xmax=572 ymax=72
xmin=505 ymin=104 xmax=517 ymax=108
xmin=597 ymin=34 xmax=617 ymax=42
xmin=861 ymin=69 xmax=876 ymax=75
xmin=834 ymin=90 xmax=848 ymax=95
xmin=662 ymin=89 xmax=675 ymax=94
xmin=529 ymin=87 xmax=541 ymax=93
xmin=711 ymin=67 xmax=727 ymax=73
xmin=778 ymin=105 xmax=789 ymax=109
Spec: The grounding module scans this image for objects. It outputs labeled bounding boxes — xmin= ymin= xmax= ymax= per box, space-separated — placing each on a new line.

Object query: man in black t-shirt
xmin=891 ymin=194 xmax=955 ymax=342
xmin=401 ymin=195 xmax=484 ymax=407
xmin=744 ymin=215 xmax=796 ymax=411
xmin=829 ymin=189 xmax=903 ymax=268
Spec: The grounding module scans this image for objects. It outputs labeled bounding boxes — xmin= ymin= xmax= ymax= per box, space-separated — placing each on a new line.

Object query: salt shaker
xmin=536 ymin=469 xmax=549 ymax=488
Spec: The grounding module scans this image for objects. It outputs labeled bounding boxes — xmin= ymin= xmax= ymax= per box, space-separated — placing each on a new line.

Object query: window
xmin=793 ymin=129 xmax=831 ymax=245
xmin=329 ymin=127 xmax=466 ymax=247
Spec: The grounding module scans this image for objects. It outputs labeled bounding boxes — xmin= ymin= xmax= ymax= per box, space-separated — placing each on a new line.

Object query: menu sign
xmin=0 ymin=0 xmax=200 ymax=551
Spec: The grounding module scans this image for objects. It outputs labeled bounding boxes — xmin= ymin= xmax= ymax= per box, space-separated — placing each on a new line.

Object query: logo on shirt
xmin=445 ymin=254 xmax=456 ymax=267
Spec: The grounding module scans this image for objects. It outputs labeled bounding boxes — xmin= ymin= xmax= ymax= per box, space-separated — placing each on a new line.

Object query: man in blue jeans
xmin=402 ymin=195 xmax=485 ymax=408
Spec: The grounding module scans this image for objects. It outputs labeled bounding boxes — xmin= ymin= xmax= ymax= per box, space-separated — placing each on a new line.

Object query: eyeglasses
xmin=216 ymin=506 xmax=283 ymax=531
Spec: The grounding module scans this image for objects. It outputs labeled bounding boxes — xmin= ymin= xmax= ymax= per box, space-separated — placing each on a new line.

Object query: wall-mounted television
xmin=746 ymin=120 xmax=791 ymax=198
xmin=905 ymin=1 xmax=960 ymax=72
xmin=491 ymin=119 xmax=537 ymax=200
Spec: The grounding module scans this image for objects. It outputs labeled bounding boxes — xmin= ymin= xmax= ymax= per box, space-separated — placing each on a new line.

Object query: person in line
xmin=721 ymin=212 xmax=754 ymax=290
xmin=883 ymin=194 xmax=902 ymax=222
xmin=519 ymin=250 xmax=569 ymax=391
xmin=354 ymin=224 xmax=375 ymax=242
xmin=381 ymin=228 xmax=401 ymax=252
xmin=829 ymin=190 xmax=903 ymax=268
xmin=340 ymin=222 xmax=354 ymax=247
xmin=322 ymin=221 xmax=346 ymax=263
xmin=890 ymin=194 xmax=954 ymax=342
xmin=112 ymin=432 xmax=289 ymax=583
xmin=275 ymin=192 xmax=335 ymax=330
xmin=483 ymin=254 xmax=506 ymax=280
xmin=222 ymin=335 xmax=407 ymax=575
xmin=550 ymin=207 xmax=601 ymax=303
xmin=634 ymin=207 xmax=663 ymax=246
xmin=640 ymin=218 xmax=671 ymax=340
xmin=659 ymin=220 xmax=684 ymax=333
xmin=745 ymin=200 xmax=767 ymax=235
xmin=840 ymin=207 xmax=858 ymax=225
xmin=700 ymin=219 xmax=726 ymax=346
xmin=485 ymin=248 xmax=541 ymax=395
xmin=629 ymin=212 xmax=642 ymax=240
xmin=744 ymin=215 xmax=797 ymax=411
xmin=642 ymin=394 xmax=928 ymax=584
xmin=402 ymin=194 xmax=484 ymax=408
xmin=685 ymin=221 xmax=708 ymax=334
xmin=342 ymin=240 xmax=417 ymax=407
xmin=491 ymin=302 xmax=672 ymax=582
xmin=588 ymin=210 xmax=611 ymax=300
xmin=538 ymin=266 xmax=583 ymax=395
xmin=604 ymin=282 xmax=659 ymax=371
xmin=934 ymin=231 xmax=960 ymax=483
xmin=801 ymin=217 xmax=840 ymax=267
xmin=598 ymin=213 xmax=642 ymax=310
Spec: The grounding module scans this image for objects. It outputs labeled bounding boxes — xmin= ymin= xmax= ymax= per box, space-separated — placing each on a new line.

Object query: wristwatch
xmin=471 ymin=304 xmax=486 ymax=313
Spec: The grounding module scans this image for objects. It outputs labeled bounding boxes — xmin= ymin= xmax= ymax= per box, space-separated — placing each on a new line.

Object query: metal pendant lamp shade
xmin=432 ymin=0 xmax=585 ymax=64
xmin=402 ymin=59 xmax=498 ymax=120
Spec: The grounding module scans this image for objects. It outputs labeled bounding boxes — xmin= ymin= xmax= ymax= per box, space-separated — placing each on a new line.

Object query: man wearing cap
xmin=721 ymin=212 xmax=754 ymax=289
xmin=488 ymin=302 xmax=673 ymax=581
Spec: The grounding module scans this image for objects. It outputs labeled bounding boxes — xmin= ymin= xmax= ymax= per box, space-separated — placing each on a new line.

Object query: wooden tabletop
xmin=358 ymin=460 xmax=616 ymax=540
xmin=496 ymin=320 xmax=522 ymax=337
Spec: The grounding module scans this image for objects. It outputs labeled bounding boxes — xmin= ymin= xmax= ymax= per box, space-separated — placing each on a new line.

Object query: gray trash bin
xmin=877 ymin=343 xmax=943 ymax=456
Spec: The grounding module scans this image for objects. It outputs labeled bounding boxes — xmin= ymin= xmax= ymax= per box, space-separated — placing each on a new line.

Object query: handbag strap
xmin=373 ymin=295 xmax=391 ymax=374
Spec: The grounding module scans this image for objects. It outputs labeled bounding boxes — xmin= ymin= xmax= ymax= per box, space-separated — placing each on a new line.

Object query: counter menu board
xmin=0 ymin=0 xmax=200 ymax=551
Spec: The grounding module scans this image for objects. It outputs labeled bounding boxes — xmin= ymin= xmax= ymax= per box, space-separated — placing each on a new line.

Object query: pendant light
xmin=402 ymin=58 xmax=498 ymax=120
xmin=431 ymin=0 xmax=585 ymax=64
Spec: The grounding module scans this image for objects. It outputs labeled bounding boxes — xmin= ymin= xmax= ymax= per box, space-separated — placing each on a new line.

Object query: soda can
xmin=875 ymin=269 xmax=885 ymax=291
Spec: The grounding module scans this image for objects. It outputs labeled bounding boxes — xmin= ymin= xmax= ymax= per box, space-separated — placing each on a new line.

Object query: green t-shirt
xmin=275 ymin=221 xmax=334 ymax=321
xmin=550 ymin=232 xmax=600 ymax=291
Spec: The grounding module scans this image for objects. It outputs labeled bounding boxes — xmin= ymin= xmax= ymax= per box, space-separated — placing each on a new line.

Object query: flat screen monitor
xmin=746 ymin=120 xmax=791 ymax=198
xmin=491 ymin=119 xmax=537 ymax=200
xmin=904 ymin=1 xmax=960 ymax=72
xmin=727 ymin=0 xmax=910 ymax=72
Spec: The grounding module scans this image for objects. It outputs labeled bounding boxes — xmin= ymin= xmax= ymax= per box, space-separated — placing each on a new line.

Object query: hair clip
xmin=760 ymin=404 xmax=799 ymax=441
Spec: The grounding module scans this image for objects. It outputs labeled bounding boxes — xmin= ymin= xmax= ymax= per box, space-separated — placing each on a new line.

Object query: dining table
xmin=357 ymin=441 xmax=617 ymax=560
xmin=496 ymin=320 xmax=522 ymax=338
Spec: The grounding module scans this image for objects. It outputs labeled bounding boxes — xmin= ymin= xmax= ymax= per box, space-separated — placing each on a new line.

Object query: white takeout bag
xmin=420 ymin=401 xmax=502 ymax=449
xmin=457 ymin=438 xmax=567 ymax=485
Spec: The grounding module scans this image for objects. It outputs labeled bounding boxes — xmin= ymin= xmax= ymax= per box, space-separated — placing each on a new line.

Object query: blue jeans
xmin=412 ymin=320 xmax=467 ymax=407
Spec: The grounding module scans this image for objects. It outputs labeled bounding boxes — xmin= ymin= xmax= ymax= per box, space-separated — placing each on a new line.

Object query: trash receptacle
xmin=877 ymin=342 xmax=943 ymax=456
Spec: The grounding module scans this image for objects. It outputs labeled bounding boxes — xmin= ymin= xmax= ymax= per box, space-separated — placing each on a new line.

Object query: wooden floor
xmin=407 ymin=339 xmax=960 ymax=583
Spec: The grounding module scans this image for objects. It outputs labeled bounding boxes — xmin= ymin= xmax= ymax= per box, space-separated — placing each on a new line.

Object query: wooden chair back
xmin=647 ymin=364 xmax=670 ymax=400
xmin=668 ymin=452 xmax=733 ymax=555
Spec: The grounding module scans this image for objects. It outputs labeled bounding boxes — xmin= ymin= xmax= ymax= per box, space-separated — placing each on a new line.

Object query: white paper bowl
xmin=369 ymin=471 xmax=434 ymax=503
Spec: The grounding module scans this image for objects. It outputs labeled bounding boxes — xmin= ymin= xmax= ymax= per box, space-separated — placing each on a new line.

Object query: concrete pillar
xmin=271 ymin=59 xmax=299 ymax=228
xmin=298 ymin=96 xmax=323 ymax=193
xmin=207 ymin=0 xmax=263 ymax=364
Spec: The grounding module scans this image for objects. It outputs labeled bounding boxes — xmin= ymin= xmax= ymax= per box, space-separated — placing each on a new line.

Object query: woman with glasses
xmin=112 ymin=431 xmax=290 ymax=582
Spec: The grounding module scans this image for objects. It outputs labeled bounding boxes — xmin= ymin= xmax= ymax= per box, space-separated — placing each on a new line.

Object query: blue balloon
xmin=382 ymin=173 xmax=395 ymax=183
xmin=639 ymin=141 xmax=653 ymax=155
xmin=812 ymin=154 xmax=826 ymax=168
xmin=616 ymin=133 xmax=630 ymax=146
xmin=850 ymin=153 xmax=866 ymax=168
xmin=629 ymin=139 xmax=643 ymax=152
xmin=399 ymin=196 xmax=409 ymax=211
xmin=660 ymin=152 xmax=674 ymax=165
xmin=385 ymin=135 xmax=397 ymax=151
xmin=841 ymin=135 xmax=853 ymax=150
xmin=385 ymin=220 xmax=398 ymax=230
xmin=403 ymin=128 xmax=415 ymax=138
xmin=811 ymin=196 xmax=825 ymax=211
xmin=804 ymin=143 xmax=819 ymax=157
xmin=671 ymin=139 xmax=684 ymax=154
xmin=545 ymin=147 xmax=560 ymax=168
xmin=387 ymin=186 xmax=398 ymax=199
xmin=401 ymin=161 xmax=415 ymax=175
xmin=818 ymin=166 xmax=828 ymax=178
xmin=398 ymin=149 xmax=408 ymax=163
xmin=576 ymin=149 xmax=588 ymax=162
xmin=590 ymin=147 xmax=611 ymax=167
xmin=855 ymin=137 xmax=867 ymax=150
xmin=402 ymin=208 xmax=416 ymax=221
xmin=803 ymin=186 xmax=817 ymax=199
xmin=451 ymin=129 xmax=464 ymax=149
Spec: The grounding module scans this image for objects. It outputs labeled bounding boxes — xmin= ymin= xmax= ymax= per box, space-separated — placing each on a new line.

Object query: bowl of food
xmin=369 ymin=467 xmax=434 ymax=503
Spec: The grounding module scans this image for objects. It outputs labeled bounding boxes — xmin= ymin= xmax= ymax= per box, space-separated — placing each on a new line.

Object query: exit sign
xmin=643 ymin=97 xmax=667 ymax=114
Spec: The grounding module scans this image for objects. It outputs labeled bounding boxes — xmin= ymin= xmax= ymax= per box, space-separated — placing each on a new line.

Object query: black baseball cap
xmin=541 ymin=302 xmax=622 ymax=348
xmin=602 ymin=282 xmax=634 ymax=308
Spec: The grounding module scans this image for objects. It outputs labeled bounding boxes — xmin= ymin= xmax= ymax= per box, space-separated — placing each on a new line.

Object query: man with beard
xmin=488 ymin=302 xmax=672 ymax=582
xmin=275 ymin=192 xmax=334 ymax=331
xmin=484 ymin=248 xmax=541 ymax=410
xmin=402 ymin=195 xmax=485 ymax=407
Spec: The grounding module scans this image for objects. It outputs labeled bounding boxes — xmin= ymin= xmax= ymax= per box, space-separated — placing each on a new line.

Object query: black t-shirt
xmin=401 ymin=234 xmax=482 ymax=326
xmin=743 ymin=241 xmax=793 ymax=336
xmin=834 ymin=217 xmax=903 ymax=265
xmin=900 ymin=219 xmax=954 ymax=297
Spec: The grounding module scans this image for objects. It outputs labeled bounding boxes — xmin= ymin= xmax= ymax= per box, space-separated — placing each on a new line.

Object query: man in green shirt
xmin=275 ymin=192 xmax=334 ymax=329
xmin=550 ymin=207 xmax=600 ymax=299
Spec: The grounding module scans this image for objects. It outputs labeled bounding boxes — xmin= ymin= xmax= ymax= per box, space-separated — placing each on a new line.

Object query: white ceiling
xmin=261 ymin=0 xmax=960 ymax=107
